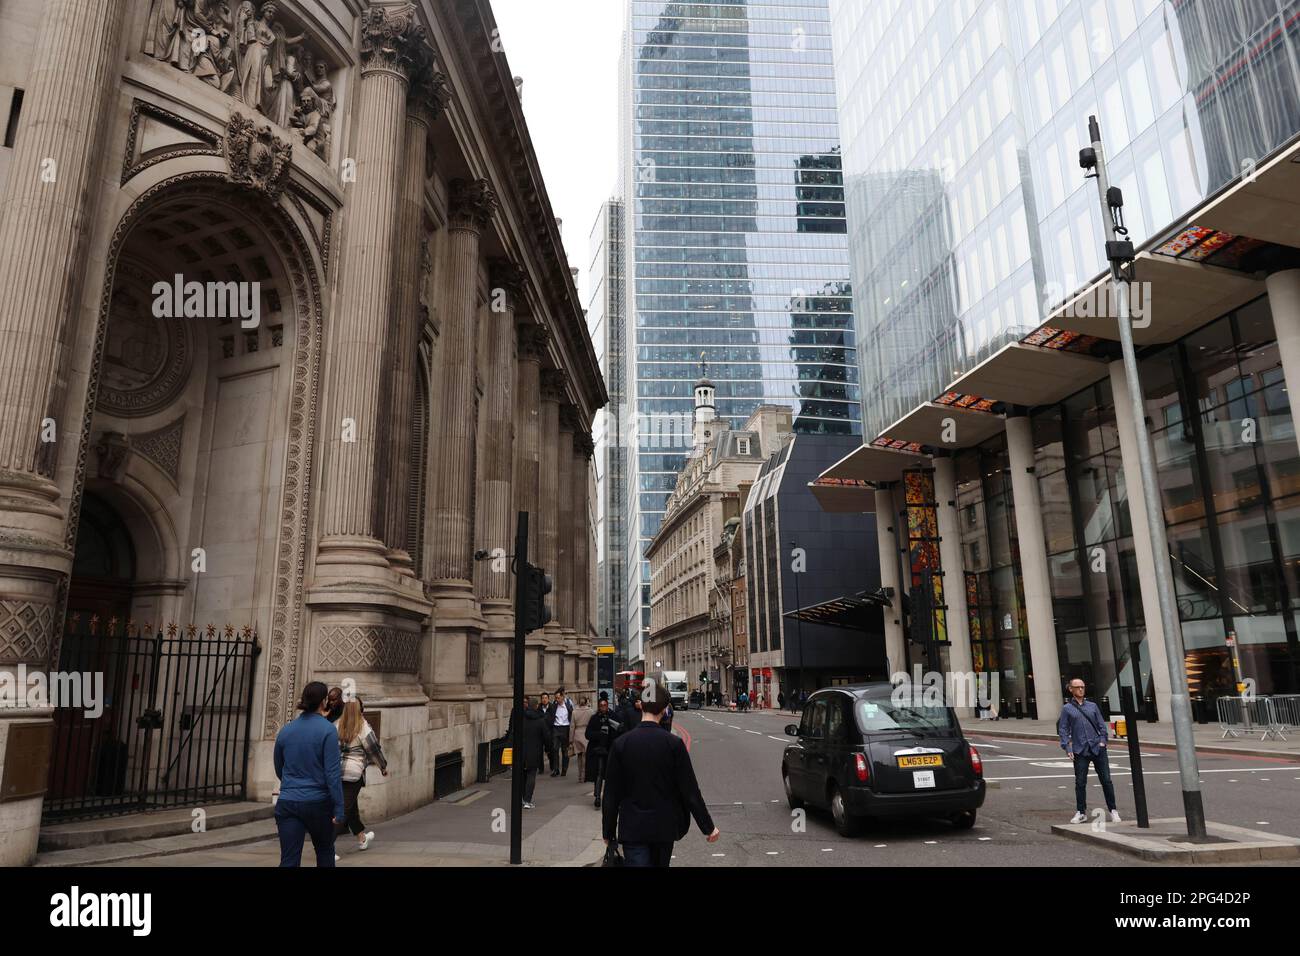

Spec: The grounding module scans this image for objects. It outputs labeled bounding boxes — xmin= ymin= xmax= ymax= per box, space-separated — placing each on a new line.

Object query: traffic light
xmin=521 ymin=563 xmax=553 ymax=633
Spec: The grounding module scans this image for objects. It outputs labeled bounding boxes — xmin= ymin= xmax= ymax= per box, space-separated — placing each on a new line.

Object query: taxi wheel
xmin=783 ymin=768 xmax=804 ymax=810
xmin=829 ymin=784 xmax=861 ymax=837
xmin=951 ymin=810 xmax=977 ymax=830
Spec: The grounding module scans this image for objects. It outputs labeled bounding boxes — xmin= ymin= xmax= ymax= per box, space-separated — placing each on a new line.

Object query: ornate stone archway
xmin=61 ymin=171 xmax=325 ymax=738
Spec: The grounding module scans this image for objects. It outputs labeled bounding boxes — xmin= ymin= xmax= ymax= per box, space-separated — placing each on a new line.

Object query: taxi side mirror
xmin=784 ymin=724 xmax=800 ymax=736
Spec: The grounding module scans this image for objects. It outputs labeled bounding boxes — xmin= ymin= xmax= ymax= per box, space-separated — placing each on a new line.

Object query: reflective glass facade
xmin=831 ymin=0 xmax=1300 ymax=437
xmin=830 ymin=0 xmax=1300 ymax=713
xmin=588 ymin=200 xmax=627 ymax=662
xmin=620 ymin=0 xmax=859 ymax=659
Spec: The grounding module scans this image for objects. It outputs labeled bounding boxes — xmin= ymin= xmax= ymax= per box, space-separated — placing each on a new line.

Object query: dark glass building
xmin=620 ymin=0 xmax=858 ymax=664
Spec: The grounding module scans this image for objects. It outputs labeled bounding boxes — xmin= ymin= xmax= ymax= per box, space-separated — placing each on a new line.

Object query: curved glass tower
xmin=618 ymin=0 xmax=858 ymax=664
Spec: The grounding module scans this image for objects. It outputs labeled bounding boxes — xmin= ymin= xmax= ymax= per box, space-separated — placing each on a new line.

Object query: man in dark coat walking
xmin=601 ymin=676 xmax=719 ymax=867
xmin=584 ymin=696 xmax=622 ymax=807
xmin=506 ymin=695 xmax=549 ymax=809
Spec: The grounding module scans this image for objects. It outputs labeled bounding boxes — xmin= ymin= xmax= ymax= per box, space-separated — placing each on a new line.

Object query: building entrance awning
xmin=944 ymin=342 xmax=1107 ymax=408
xmin=1196 ymin=135 xmax=1300 ymax=249
xmin=783 ymin=591 xmax=888 ymax=631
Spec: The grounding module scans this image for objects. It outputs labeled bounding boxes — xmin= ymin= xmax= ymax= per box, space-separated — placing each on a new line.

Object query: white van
xmin=663 ymin=671 xmax=689 ymax=710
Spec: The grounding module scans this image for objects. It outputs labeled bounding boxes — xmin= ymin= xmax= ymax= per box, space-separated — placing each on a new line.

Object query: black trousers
xmin=589 ymin=750 xmax=608 ymax=798
xmin=523 ymin=768 xmax=538 ymax=803
xmin=338 ymin=779 xmax=365 ymax=836
xmin=622 ymin=842 xmax=673 ymax=867
xmin=552 ymin=727 xmax=570 ymax=773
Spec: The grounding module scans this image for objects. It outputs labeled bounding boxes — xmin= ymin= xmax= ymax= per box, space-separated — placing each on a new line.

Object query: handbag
xmin=602 ymin=844 xmax=624 ymax=867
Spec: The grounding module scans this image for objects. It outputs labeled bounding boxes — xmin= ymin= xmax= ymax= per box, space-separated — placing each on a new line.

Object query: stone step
xmin=36 ymin=817 xmax=278 ymax=868
xmin=39 ymin=801 xmax=274 ymax=851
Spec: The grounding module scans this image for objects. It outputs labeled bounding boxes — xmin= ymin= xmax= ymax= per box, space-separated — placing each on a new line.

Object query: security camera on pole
xmin=1079 ymin=116 xmax=1206 ymax=840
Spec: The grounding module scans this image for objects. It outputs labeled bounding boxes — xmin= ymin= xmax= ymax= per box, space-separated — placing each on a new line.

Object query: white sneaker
xmin=523 ymin=801 xmax=535 ymax=810
xmin=1110 ymin=810 xmax=1122 ymax=823
xmin=334 ymin=854 xmax=340 ymax=862
xmin=1070 ymin=811 xmax=1087 ymax=824
xmin=359 ymin=831 xmax=375 ymax=850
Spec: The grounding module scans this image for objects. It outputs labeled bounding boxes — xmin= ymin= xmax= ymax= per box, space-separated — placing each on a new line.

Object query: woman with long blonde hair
xmin=335 ymin=698 xmax=388 ymax=851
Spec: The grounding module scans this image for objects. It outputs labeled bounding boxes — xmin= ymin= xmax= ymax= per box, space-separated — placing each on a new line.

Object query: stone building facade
xmin=645 ymin=375 xmax=793 ymax=696
xmin=0 ymin=0 xmax=603 ymax=865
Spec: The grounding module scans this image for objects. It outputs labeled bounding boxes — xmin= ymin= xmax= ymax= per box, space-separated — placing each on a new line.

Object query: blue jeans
xmin=622 ymin=842 xmax=673 ymax=867
xmin=1073 ymin=748 xmax=1117 ymax=814
xmin=275 ymin=798 xmax=336 ymax=867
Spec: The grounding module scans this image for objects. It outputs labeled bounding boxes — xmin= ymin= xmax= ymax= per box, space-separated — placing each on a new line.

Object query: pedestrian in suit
xmin=601 ymin=676 xmax=719 ymax=867
xmin=547 ymin=688 xmax=575 ymax=777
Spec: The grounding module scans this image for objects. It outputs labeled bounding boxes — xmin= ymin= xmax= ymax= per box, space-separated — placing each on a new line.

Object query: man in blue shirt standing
xmin=273 ymin=680 xmax=345 ymax=866
xmin=1058 ymin=678 xmax=1120 ymax=825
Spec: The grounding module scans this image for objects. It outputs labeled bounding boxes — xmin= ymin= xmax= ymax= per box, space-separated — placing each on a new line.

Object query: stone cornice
xmin=448 ymin=177 xmax=498 ymax=232
xmin=360 ymin=4 xmax=429 ymax=80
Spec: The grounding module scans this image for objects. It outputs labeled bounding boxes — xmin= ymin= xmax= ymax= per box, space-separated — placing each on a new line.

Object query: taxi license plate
xmin=897 ymin=754 xmax=943 ymax=769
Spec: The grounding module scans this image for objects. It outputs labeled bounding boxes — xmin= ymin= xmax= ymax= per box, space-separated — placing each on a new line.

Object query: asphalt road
xmin=667 ymin=708 xmax=1300 ymax=867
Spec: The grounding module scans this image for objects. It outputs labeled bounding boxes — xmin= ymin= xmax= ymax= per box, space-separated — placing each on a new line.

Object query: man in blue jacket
xmin=1058 ymin=678 xmax=1120 ymax=825
xmin=273 ymin=681 xmax=345 ymax=867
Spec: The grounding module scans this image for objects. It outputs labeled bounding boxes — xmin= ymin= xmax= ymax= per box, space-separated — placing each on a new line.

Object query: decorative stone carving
xmin=448 ymin=178 xmax=499 ymax=233
xmin=0 ymin=600 xmax=55 ymax=666
xmin=94 ymin=432 xmax=131 ymax=481
xmin=489 ymin=258 xmax=527 ymax=311
xmin=145 ymin=2 xmax=336 ymax=159
xmin=225 ymin=112 xmax=293 ymax=198
xmin=409 ymin=65 xmax=452 ymax=127
xmin=317 ymin=624 xmax=420 ymax=673
xmin=516 ymin=323 xmax=549 ymax=363
xmin=359 ymin=3 xmax=428 ymax=80
xmin=134 ymin=416 xmax=186 ymax=487
xmin=540 ymin=368 xmax=568 ymax=403
xmin=97 ymin=263 xmax=194 ymax=417
xmin=558 ymin=404 xmax=582 ymax=434
xmin=575 ymin=431 xmax=595 ymax=460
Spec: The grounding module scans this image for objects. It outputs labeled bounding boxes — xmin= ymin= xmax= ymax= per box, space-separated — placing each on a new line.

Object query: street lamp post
xmin=790 ymin=540 xmax=804 ymax=705
xmin=1081 ymin=115 xmax=1206 ymax=839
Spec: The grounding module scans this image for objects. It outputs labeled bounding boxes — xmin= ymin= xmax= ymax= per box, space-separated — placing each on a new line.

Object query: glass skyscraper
xmin=830 ymin=0 xmax=1300 ymax=712
xmin=619 ymin=0 xmax=858 ymax=663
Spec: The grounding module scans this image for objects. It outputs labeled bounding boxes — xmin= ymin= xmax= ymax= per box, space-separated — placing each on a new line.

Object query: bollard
xmin=1014 ymin=697 xmax=1023 ymax=719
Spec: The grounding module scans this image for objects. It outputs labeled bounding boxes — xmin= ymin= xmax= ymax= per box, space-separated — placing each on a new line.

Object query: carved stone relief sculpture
xmin=144 ymin=1 xmax=336 ymax=160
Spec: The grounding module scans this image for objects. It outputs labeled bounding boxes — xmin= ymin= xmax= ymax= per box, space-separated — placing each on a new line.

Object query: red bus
xmin=614 ymin=670 xmax=644 ymax=697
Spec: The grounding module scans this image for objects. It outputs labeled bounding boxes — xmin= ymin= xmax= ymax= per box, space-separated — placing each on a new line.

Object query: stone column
xmin=316 ymin=6 xmax=428 ymax=575
xmin=569 ymin=431 xmax=594 ymax=688
xmin=476 ymin=261 xmax=525 ymax=698
xmin=425 ymin=179 xmax=497 ymax=700
xmin=381 ymin=67 xmax=448 ymax=575
xmin=514 ymin=325 xmax=547 ymax=693
xmin=874 ymin=486 xmax=907 ymax=676
xmin=0 ymin=0 xmax=129 ymax=868
xmin=1267 ymin=270 xmax=1300 ymax=396
xmin=538 ymin=370 xmax=567 ymax=688
xmin=933 ymin=456 xmax=975 ymax=716
xmin=1005 ymin=413 xmax=1064 ymax=718
xmin=1109 ymin=360 xmax=1173 ymax=721
xmin=554 ymin=405 xmax=578 ymax=686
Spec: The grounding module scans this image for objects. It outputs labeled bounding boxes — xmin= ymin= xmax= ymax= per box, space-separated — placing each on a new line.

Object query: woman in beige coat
xmin=570 ymin=697 xmax=595 ymax=783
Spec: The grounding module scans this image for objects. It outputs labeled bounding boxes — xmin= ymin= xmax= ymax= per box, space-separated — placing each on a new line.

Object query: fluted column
xmin=424 ymin=179 xmax=497 ymax=700
xmin=556 ymin=406 xmax=578 ymax=680
xmin=317 ymin=5 xmax=427 ymax=573
xmin=476 ymin=261 xmax=525 ymax=697
xmin=572 ymin=432 xmax=595 ymax=690
xmin=381 ymin=66 xmax=449 ymax=575
xmin=514 ymin=325 xmax=547 ymax=693
xmin=0 ymin=0 xmax=129 ymax=870
xmin=538 ymin=370 xmax=567 ymax=688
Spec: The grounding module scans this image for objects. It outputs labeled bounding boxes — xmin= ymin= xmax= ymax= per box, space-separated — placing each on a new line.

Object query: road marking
xmin=873 ymin=844 xmax=887 ymax=848
xmin=821 ymin=848 xmax=834 ymax=852
xmin=1257 ymin=821 xmax=1270 ymax=826
xmin=729 ymin=725 xmax=741 ymax=730
xmin=924 ymin=840 xmax=938 ymax=845
xmin=746 ymin=730 xmax=762 ymax=735
xmin=766 ymin=851 xmax=779 ymax=855
xmin=978 ymin=837 xmax=992 ymax=841
xmin=988 ymin=766 xmax=1297 ymax=782
xmin=768 ymin=735 xmax=787 ymax=741
xmin=711 ymin=853 xmax=725 ymax=857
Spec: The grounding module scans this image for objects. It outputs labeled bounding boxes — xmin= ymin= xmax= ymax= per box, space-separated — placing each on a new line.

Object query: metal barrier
xmin=1268 ymin=695 xmax=1300 ymax=740
xmin=1216 ymin=695 xmax=1288 ymax=741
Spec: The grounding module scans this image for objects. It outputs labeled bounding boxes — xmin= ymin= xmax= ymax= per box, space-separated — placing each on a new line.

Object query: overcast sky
xmin=490 ymin=0 xmax=624 ymax=306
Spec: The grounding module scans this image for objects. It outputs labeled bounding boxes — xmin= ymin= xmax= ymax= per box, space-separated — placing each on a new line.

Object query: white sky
xmin=490 ymin=0 xmax=624 ymax=306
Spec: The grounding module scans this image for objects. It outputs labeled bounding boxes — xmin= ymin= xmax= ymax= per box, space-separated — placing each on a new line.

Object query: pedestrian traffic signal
xmin=521 ymin=563 xmax=552 ymax=633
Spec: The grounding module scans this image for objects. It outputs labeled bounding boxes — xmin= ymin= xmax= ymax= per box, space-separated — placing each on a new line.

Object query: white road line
xmin=821 ymin=848 xmax=834 ymax=852
xmin=988 ymin=766 xmax=1295 ymax=782
xmin=978 ymin=837 xmax=992 ymax=841
xmin=768 ymin=735 xmax=787 ymax=741
xmin=746 ymin=730 xmax=762 ymax=735
xmin=766 ymin=851 xmax=779 ymax=855
xmin=729 ymin=725 xmax=741 ymax=730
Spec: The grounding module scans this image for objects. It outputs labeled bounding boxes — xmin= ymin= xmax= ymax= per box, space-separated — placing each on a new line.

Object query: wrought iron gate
xmin=43 ymin=617 xmax=260 ymax=821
